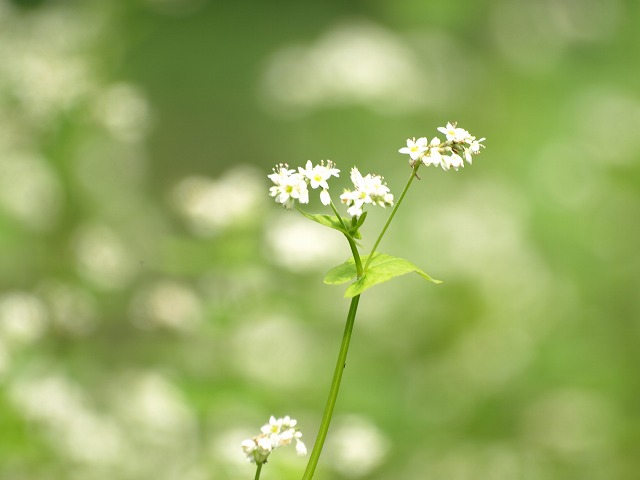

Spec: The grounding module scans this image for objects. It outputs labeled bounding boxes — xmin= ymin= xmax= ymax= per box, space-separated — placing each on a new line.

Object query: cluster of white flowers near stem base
xmin=241 ymin=416 xmax=307 ymax=465
xmin=399 ymin=122 xmax=485 ymax=171
xmin=268 ymin=160 xmax=339 ymax=210
xmin=340 ymin=167 xmax=393 ymax=218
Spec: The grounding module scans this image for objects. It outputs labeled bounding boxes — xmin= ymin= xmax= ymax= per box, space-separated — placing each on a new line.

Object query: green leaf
xmin=324 ymin=258 xmax=358 ymax=285
xmin=344 ymin=253 xmax=442 ymax=298
xmin=297 ymin=209 xmax=361 ymax=239
xmin=353 ymin=211 xmax=368 ymax=231
xmin=323 ymin=253 xmax=376 ymax=285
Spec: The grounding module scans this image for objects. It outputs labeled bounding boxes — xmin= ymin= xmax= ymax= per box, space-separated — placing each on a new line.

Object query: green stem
xmin=364 ymin=162 xmax=421 ymax=270
xmin=330 ymin=201 xmax=363 ymax=276
xmin=301 ymin=294 xmax=361 ymax=480
xmin=329 ymin=200 xmax=349 ymax=232
xmin=254 ymin=463 xmax=263 ymax=480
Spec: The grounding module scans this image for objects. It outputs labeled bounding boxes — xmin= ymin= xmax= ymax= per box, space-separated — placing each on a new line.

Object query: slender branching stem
xmin=365 ymin=162 xmax=421 ymax=270
xmin=301 ymin=293 xmax=361 ymax=480
xmin=301 ymin=164 xmax=420 ymax=479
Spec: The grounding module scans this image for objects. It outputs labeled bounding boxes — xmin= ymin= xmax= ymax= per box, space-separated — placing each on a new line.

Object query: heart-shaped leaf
xmin=344 ymin=253 xmax=441 ymax=298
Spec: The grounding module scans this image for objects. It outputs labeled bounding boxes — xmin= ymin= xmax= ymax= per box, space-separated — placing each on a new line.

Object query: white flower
xmin=268 ymin=165 xmax=310 ymax=209
xmin=242 ymin=415 xmax=307 ymax=465
xmin=340 ymin=167 xmax=393 ymax=218
xmin=241 ymin=437 xmax=272 ymax=464
xmin=340 ymin=189 xmax=366 ymax=218
xmin=267 ymin=164 xmax=295 ymax=185
xmin=299 ymin=160 xmax=340 ymax=190
xmin=469 ymin=137 xmax=485 ymax=153
xmin=295 ymin=438 xmax=307 ymax=456
xmin=437 ymin=122 xmax=469 ymax=142
xmin=241 ymin=439 xmax=257 ymax=455
xmin=453 ymin=127 xmax=470 ymax=142
xmin=423 ymin=146 xmax=442 ymax=167
xmin=446 ymin=153 xmax=464 ymax=171
xmin=398 ymin=137 xmax=428 ymax=160
xmin=261 ymin=415 xmax=283 ymax=435
xmin=403 ymin=122 xmax=485 ymax=172
xmin=320 ymin=189 xmax=331 ymax=206
xmin=270 ymin=161 xmax=339 ymax=209
xmin=437 ymin=122 xmax=458 ymax=141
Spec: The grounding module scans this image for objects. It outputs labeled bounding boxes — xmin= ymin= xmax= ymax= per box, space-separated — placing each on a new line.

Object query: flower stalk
xmin=254 ymin=463 xmax=263 ymax=480
xmin=365 ymin=161 xmax=421 ymax=270
xmin=302 ymin=293 xmax=361 ymax=480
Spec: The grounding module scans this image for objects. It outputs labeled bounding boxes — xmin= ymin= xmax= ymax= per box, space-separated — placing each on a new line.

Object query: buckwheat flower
xmin=463 ymin=147 xmax=473 ymax=164
xmin=269 ymin=165 xmax=309 ymax=209
xmin=454 ymin=127 xmax=471 ymax=142
xmin=340 ymin=167 xmax=393 ymax=218
xmin=366 ymin=175 xmax=393 ymax=207
xmin=268 ymin=164 xmax=295 ymax=184
xmin=320 ymin=189 xmax=331 ymax=206
xmin=402 ymin=123 xmax=485 ymax=171
xmin=261 ymin=415 xmax=283 ymax=436
xmin=340 ymin=189 xmax=366 ymax=218
xmin=398 ymin=137 xmax=428 ymax=161
xmin=445 ymin=153 xmax=464 ymax=171
xmin=423 ymin=137 xmax=443 ymax=167
xmin=295 ymin=437 xmax=308 ymax=456
xmin=241 ymin=436 xmax=272 ymax=464
xmin=242 ymin=416 xmax=307 ymax=465
xmin=437 ymin=122 xmax=469 ymax=142
xmin=469 ymin=137 xmax=485 ymax=153
xmin=437 ymin=122 xmax=457 ymax=140
xmin=299 ymin=160 xmax=340 ymax=190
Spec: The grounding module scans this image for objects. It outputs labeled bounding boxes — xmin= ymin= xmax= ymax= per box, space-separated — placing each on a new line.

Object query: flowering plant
xmin=245 ymin=122 xmax=485 ymax=479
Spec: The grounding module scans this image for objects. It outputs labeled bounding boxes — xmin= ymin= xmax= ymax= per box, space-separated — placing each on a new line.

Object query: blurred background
xmin=1 ymin=0 xmax=639 ymax=479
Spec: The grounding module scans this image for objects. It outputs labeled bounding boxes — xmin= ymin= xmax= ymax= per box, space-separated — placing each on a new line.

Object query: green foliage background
xmin=1 ymin=0 xmax=639 ymax=479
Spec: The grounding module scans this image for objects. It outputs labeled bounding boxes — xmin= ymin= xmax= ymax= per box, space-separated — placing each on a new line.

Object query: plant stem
xmin=364 ymin=162 xmax=421 ymax=270
xmin=301 ymin=293 xmax=361 ymax=480
xmin=254 ymin=463 xmax=263 ymax=480
xmin=330 ymin=201 xmax=363 ymax=276
xmin=301 ymin=165 xmax=419 ymax=479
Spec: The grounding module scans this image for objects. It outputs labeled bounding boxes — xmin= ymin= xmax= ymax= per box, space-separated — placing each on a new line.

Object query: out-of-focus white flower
xmin=340 ymin=167 xmax=393 ymax=218
xmin=326 ymin=415 xmax=390 ymax=477
xmin=242 ymin=415 xmax=306 ymax=465
xmin=173 ymin=166 xmax=264 ymax=237
xmin=0 ymin=291 xmax=48 ymax=345
xmin=398 ymin=137 xmax=428 ymax=160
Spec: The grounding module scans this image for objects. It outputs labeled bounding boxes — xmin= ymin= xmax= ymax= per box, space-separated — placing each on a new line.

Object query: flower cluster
xmin=399 ymin=122 xmax=485 ymax=171
xmin=340 ymin=167 xmax=394 ymax=218
xmin=241 ymin=416 xmax=307 ymax=464
xmin=268 ymin=160 xmax=340 ymax=209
